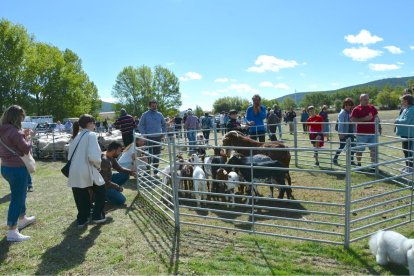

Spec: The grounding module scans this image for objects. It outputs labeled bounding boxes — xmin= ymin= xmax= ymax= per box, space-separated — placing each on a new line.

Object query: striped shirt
xmin=114 ymin=114 xmax=135 ymax=134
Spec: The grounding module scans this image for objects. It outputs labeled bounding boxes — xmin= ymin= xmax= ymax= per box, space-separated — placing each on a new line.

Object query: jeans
xmin=28 ymin=174 xmax=33 ymax=188
xmin=147 ymin=136 xmax=162 ymax=173
xmin=202 ymin=130 xmax=210 ymax=143
xmin=1 ymin=166 xmax=29 ymax=226
xmin=187 ymin=129 xmax=197 ymax=150
xmin=106 ymin=173 xmax=130 ymax=205
xmin=277 ymin=124 xmax=282 ymax=139
xmin=249 ymin=130 xmax=266 ymax=142
xmin=401 ymin=137 xmax=414 ymax=168
xmin=333 ymin=135 xmax=355 ymax=161
xmin=72 ymin=183 xmax=106 ymax=225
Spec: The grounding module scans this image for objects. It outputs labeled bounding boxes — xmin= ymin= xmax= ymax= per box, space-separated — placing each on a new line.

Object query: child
xmin=307 ymin=106 xmax=324 ymax=166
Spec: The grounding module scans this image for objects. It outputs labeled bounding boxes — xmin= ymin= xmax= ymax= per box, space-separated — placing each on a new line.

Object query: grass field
xmin=1 ymin=109 xmax=414 ymax=275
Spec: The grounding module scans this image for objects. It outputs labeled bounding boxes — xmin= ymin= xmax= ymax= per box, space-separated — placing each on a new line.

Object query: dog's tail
xmin=369 ymin=230 xmax=383 ymax=255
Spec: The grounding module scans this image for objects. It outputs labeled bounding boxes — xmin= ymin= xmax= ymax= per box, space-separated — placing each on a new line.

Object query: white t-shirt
xmin=118 ymin=145 xmax=148 ymax=170
xmin=118 ymin=145 xmax=135 ymax=167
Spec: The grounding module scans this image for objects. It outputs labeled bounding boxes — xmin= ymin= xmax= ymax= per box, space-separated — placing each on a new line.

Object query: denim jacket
xmin=395 ymin=105 xmax=414 ymax=138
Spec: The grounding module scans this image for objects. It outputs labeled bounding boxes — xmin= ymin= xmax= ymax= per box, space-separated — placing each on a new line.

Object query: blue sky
xmin=2 ymin=0 xmax=414 ymax=110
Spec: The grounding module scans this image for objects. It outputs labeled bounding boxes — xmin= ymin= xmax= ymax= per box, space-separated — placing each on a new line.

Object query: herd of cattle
xmin=156 ymin=130 xmax=293 ymax=206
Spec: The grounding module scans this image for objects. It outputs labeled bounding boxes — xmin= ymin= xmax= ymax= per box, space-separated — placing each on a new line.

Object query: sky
xmin=1 ymin=0 xmax=414 ymax=111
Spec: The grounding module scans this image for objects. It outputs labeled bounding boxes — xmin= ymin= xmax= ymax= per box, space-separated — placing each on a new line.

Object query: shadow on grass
xmin=0 ymin=193 xmax=11 ymax=205
xmin=347 ymin=248 xmax=409 ymax=275
xmin=35 ymin=221 xmax=105 ymax=275
xmin=126 ymin=194 xmax=179 ymax=275
xmin=0 ymin=237 xmax=11 ymax=266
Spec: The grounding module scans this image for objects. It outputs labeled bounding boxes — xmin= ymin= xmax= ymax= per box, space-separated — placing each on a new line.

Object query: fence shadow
xmin=0 ymin=193 xmax=11 ymax=205
xmin=35 ymin=221 xmax=105 ymax=275
xmin=126 ymin=194 xmax=180 ymax=275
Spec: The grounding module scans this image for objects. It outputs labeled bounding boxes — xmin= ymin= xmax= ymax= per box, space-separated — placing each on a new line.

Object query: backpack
xmin=202 ymin=117 xmax=211 ymax=129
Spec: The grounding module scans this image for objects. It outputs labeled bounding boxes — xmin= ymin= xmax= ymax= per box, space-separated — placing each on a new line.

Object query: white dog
xmin=369 ymin=230 xmax=414 ymax=275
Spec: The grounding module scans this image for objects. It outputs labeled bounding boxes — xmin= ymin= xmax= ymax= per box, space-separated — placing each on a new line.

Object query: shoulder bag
xmin=61 ymin=131 xmax=88 ymax=177
xmin=0 ymin=136 xmax=36 ymax=174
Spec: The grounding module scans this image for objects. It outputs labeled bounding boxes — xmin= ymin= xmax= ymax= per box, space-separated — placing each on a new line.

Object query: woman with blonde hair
xmin=0 ymin=105 xmax=35 ymax=241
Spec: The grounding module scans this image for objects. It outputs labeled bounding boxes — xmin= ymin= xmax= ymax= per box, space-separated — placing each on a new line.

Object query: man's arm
xmin=112 ymin=157 xmax=133 ymax=175
xmin=101 ymin=159 xmax=122 ymax=190
xmin=161 ymin=115 xmax=167 ymax=133
xmin=138 ymin=113 xmax=146 ymax=134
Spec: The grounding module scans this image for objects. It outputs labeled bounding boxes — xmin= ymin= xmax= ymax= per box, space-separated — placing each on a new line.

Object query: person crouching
xmin=100 ymin=142 xmax=136 ymax=205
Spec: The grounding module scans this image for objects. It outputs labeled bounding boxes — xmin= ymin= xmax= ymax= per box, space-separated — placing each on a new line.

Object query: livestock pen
xmin=133 ymin=120 xmax=414 ymax=248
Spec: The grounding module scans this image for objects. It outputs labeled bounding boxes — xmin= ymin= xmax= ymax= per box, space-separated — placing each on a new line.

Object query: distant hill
xmin=100 ymin=101 xmax=115 ymax=112
xmin=277 ymin=76 xmax=414 ymax=103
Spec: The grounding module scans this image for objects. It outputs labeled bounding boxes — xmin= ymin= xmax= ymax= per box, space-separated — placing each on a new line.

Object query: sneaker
xmin=27 ymin=186 xmax=34 ymax=192
xmin=7 ymin=229 xmax=31 ymax=242
xmin=18 ymin=216 xmax=36 ymax=230
xmin=315 ymin=162 xmax=320 ymax=166
xmin=77 ymin=221 xmax=88 ymax=229
xmin=92 ymin=217 xmax=107 ymax=224
xmin=333 ymin=159 xmax=339 ymax=165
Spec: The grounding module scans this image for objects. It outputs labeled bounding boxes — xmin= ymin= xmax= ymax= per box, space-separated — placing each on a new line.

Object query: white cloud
xmin=259 ymin=81 xmax=290 ymax=90
xmin=214 ymin=77 xmax=229 ymax=83
xmin=227 ymin=84 xmax=258 ymax=94
xmin=342 ymin=47 xmax=382 ymax=61
xmin=345 ymin=29 xmax=383 ymax=45
xmin=247 ymin=55 xmax=299 ymax=73
xmin=410 ymin=46 xmax=414 ymax=50
xmin=179 ymin=72 xmax=202 ymax=82
xmin=384 ymin=45 xmax=403 ymax=54
xmin=369 ymin=63 xmax=400 ymax=71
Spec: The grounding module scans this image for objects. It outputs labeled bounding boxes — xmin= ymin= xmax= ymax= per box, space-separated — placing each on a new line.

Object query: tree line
xmin=212 ymin=81 xmax=414 ymax=114
xmin=1 ymin=19 xmax=182 ymax=121
xmin=0 ymin=19 xmax=100 ymax=120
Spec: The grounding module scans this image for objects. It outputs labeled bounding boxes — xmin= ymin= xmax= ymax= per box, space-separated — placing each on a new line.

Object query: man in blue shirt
xmin=246 ymin=94 xmax=267 ymax=142
xmin=138 ymin=99 xmax=167 ymax=174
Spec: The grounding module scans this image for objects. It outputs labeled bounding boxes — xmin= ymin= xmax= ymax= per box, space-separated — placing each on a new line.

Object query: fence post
xmin=170 ymin=136 xmax=181 ymax=230
xmin=134 ymin=132 xmax=140 ymax=193
xmin=293 ymin=118 xmax=298 ymax=167
xmin=213 ymin=122 xmax=218 ymax=147
xmin=250 ymin=148 xmax=255 ymax=234
xmin=374 ymin=118 xmax=380 ymax=176
xmin=329 ymin=121 xmax=333 ymax=169
xmin=344 ymin=138 xmax=352 ymax=249
xmin=52 ymin=130 xmax=56 ymax=161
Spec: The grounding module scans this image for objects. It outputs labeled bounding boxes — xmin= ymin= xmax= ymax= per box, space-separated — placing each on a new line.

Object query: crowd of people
xmin=2 ymin=87 xmax=414 ymax=242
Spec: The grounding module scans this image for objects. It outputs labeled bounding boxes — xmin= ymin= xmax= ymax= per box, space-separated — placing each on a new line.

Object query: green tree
xmin=112 ymin=65 xmax=180 ymax=117
xmin=152 ymin=65 xmax=181 ymax=117
xmin=262 ymin=98 xmax=279 ymax=109
xmin=281 ymin=97 xmax=296 ymax=110
xmin=334 ymin=99 xmax=342 ymax=112
xmin=212 ymin=96 xmax=250 ymax=113
xmin=0 ymin=19 xmax=32 ymax=111
xmin=194 ymin=105 xmax=203 ymax=117
xmin=375 ymin=89 xmax=400 ymax=110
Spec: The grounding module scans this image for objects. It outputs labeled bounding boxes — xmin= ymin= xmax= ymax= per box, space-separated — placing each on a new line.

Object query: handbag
xmin=61 ymin=131 xmax=88 ymax=177
xmin=0 ymin=136 xmax=36 ymax=174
